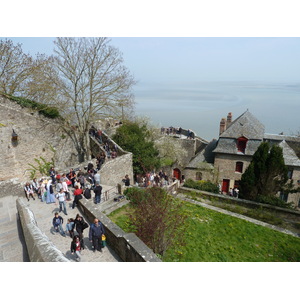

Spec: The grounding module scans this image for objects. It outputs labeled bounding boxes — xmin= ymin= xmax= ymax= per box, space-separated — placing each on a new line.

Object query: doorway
xmin=173 ymin=168 xmax=181 ymax=180
xmin=222 ymin=179 xmax=230 ymax=194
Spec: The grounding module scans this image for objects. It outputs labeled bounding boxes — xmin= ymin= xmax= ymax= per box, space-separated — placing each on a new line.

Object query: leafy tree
xmin=124 ymin=187 xmax=187 ymax=256
xmin=112 ymin=121 xmax=161 ymax=174
xmin=240 ymin=142 xmax=288 ymax=200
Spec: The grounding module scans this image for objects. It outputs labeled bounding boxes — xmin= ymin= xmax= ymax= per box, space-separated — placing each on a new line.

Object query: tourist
xmin=94 ymin=171 xmax=100 ymax=185
xmin=31 ymin=178 xmax=39 ymax=194
xmin=40 ymin=178 xmax=47 ymax=202
xmin=89 ymin=218 xmax=105 ymax=252
xmin=93 ymin=183 xmax=102 ymax=204
xmin=56 ymin=188 xmax=68 ymax=215
xmin=74 ymin=214 xmax=88 ymax=249
xmin=67 ymin=168 xmax=76 ymax=188
xmin=56 ymin=178 xmax=63 ymax=193
xmin=66 ymin=218 xmax=75 ymax=239
xmin=71 ymin=235 xmax=83 ymax=262
xmin=52 ymin=212 xmax=66 ymax=236
xmin=49 ymin=167 xmax=56 ymax=184
xmin=122 ymin=174 xmax=130 ymax=187
xmin=72 ymin=186 xmax=83 ymax=209
xmin=46 ymin=179 xmax=55 ymax=204
xmin=83 ymin=185 xmax=92 ymax=200
xmin=24 ymin=182 xmax=35 ymax=201
xmin=62 ymin=178 xmax=70 ymax=200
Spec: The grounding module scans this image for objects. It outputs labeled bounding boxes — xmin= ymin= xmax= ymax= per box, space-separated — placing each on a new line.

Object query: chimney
xmin=227 ymin=112 xmax=232 ymax=127
xmin=219 ymin=118 xmax=226 ymax=136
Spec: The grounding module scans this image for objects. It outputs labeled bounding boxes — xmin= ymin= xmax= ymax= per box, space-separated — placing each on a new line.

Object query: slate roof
xmin=186 ymin=139 xmax=217 ymax=168
xmin=278 ymin=140 xmax=300 ymax=167
xmin=220 ymin=110 xmax=265 ymax=140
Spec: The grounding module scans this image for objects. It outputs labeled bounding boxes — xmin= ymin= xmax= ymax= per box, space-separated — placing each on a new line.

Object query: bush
xmin=183 ymin=179 xmax=219 ymax=194
xmin=256 ymin=194 xmax=294 ymax=209
xmin=4 ymin=94 xmax=60 ymax=119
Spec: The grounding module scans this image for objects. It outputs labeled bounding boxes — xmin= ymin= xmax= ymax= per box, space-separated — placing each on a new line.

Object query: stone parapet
xmin=78 ymin=197 xmax=161 ymax=262
xmin=16 ymin=198 xmax=69 ymax=262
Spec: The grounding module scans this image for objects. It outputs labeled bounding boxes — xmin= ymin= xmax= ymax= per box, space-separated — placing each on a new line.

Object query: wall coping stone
xmin=16 ymin=198 xmax=69 ymax=262
xmin=78 ymin=197 xmax=161 ymax=262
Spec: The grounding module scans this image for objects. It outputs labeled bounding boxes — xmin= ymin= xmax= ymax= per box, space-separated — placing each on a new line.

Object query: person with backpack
xmin=74 ymin=214 xmax=88 ymax=249
xmin=83 ymin=185 xmax=92 ymax=199
xmin=89 ymin=218 xmax=105 ymax=252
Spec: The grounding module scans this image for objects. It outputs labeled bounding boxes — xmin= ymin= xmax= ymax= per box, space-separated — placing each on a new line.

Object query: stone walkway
xmin=25 ymin=185 xmax=122 ymax=262
xmin=0 ymin=195 xmax=29 ymax=262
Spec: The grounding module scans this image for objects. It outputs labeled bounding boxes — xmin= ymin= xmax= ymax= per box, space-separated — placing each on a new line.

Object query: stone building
xmin=213 ymin=110 xmax=300 ymax=206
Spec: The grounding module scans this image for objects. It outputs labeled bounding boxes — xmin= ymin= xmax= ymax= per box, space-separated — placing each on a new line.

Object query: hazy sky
xmin=5 ymin=37 xmax=300 ymax=140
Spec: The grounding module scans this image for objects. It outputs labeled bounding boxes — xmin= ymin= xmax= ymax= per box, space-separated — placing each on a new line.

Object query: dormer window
xmin=237 ymin=136 xmax=248 ymax=154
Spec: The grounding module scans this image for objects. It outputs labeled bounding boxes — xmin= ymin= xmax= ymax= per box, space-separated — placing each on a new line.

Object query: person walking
xmin=52 ymin=212 xmax=66 ymax=236
xmin=93 ymin=183 xmax=102 ymax=204
xmin=89 ymin=218 xmax=105 ymax=252
xmin=56 ymin=188 xmax=68 ymax=215
xmin=74 ymin=214 xmax=88 ymax=249
xmin=71 ymin=235 xmax=83 ymax=262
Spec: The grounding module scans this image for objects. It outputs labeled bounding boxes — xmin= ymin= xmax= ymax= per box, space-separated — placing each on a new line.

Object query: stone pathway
xmin=0 ymin=195 xmax=29 ymax=262
xmin=25 ymin=185 xmax=122 ymax=262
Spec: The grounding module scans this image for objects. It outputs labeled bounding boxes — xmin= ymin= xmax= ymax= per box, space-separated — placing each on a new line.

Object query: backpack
xmin=84 ymin=188 xmax=91 ymax=199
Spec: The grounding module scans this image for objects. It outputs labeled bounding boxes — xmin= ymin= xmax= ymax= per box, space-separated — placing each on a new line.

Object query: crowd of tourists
xmin=160 ymin=126 xmax=195 ymax=139
xmin=135 ymin=170 xmax=178 ymax=188
xmin=23 ymin=162 xmax=115 ymax=262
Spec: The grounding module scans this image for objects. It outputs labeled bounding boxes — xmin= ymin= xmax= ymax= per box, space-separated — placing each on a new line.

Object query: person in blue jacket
xmin=89 ymin=218 xmax=105 ymax=252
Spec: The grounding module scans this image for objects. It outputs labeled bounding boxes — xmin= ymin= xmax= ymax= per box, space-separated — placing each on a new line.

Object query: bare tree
xmin=0 ymin=39 xmax=33 ymax=95
xmin=0 ymin=39 xmax=60 ymax=107
xmin=53 ymin=37 xmax=135 ymax=162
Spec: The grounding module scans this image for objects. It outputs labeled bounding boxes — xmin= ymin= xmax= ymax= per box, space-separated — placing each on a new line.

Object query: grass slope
xmin=108 ymin=201 xmax=300 ymax=262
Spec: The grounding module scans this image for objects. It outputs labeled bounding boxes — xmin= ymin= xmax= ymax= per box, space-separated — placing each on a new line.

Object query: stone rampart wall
xmin=0 ymin=96 xmax=78 ymax=181
xmin=78 ymin=197 xmax=161 ymax=262
xmin=16 ymin=198 xmax=69 ymax=262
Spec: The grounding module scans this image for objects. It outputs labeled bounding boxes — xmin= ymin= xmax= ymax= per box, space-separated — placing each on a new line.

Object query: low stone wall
xmin=16 ymin=198 xmax=69 ymax=262
xmin=179 ymin=187 xmax=300 ymax=220
xmin=78 ymin=197 xmax=161 ymax=262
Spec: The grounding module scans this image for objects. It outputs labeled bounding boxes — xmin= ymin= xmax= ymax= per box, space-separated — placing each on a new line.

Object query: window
xmin=280 ymin=191 xmax=288 ymax=202
xmin=237 ymin=136 xmax=248 ymax=154
xmin=287 ymin=169 xmax=293 ymax=179
xmin=196 ymin=172 xmax=202 ymax=180
xmin=235 ymin=162 xmax=243 ymax=173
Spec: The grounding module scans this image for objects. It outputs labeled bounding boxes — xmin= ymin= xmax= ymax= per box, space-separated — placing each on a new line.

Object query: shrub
xmin=256 ymin=194 xmax=294 ymax=209
xmin=183 ymin=178 xmax=219 ymax=193
xmin=125 ymin=187 xmax=187 ymax=256
xmin=4 ymin=94 xmax=60 ymax=119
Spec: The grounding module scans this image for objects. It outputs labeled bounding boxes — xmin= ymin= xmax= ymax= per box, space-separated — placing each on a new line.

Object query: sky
xmin=6 ymin=36 xmax=300 ymax=141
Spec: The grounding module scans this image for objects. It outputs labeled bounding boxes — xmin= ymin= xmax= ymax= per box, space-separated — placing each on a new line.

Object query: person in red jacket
xmin=72 ymin=186 xmax=83 ymax=209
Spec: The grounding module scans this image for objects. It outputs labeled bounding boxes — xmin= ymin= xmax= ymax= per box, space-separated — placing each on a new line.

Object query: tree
xmin=0 ymin=39 xmax=58 ymax=104
xmin=124 ymin=187 xmax=187 ymax=256
xmin=240 ymin=142 xmax=288 ymax=200
xmin=155 ymin=136 xmax=188 ymax=167
xmin=53 ymin=37 xmax=135 ymax=162
xmin=112 ymin=120 xmax=161 ymax=175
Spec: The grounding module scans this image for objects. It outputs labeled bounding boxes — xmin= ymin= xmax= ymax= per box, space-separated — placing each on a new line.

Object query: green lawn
xmin=108 ymin=201 xmax=300 ymax=262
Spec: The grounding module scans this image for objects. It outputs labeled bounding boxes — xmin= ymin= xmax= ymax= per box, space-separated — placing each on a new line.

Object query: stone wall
xmin=16 ymin=198 xmax=69 ymax=262
xmin=78 ymin=197 xmax=161 ymax=262
xmin=0 ymin=96 xmax=78 ymax=181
